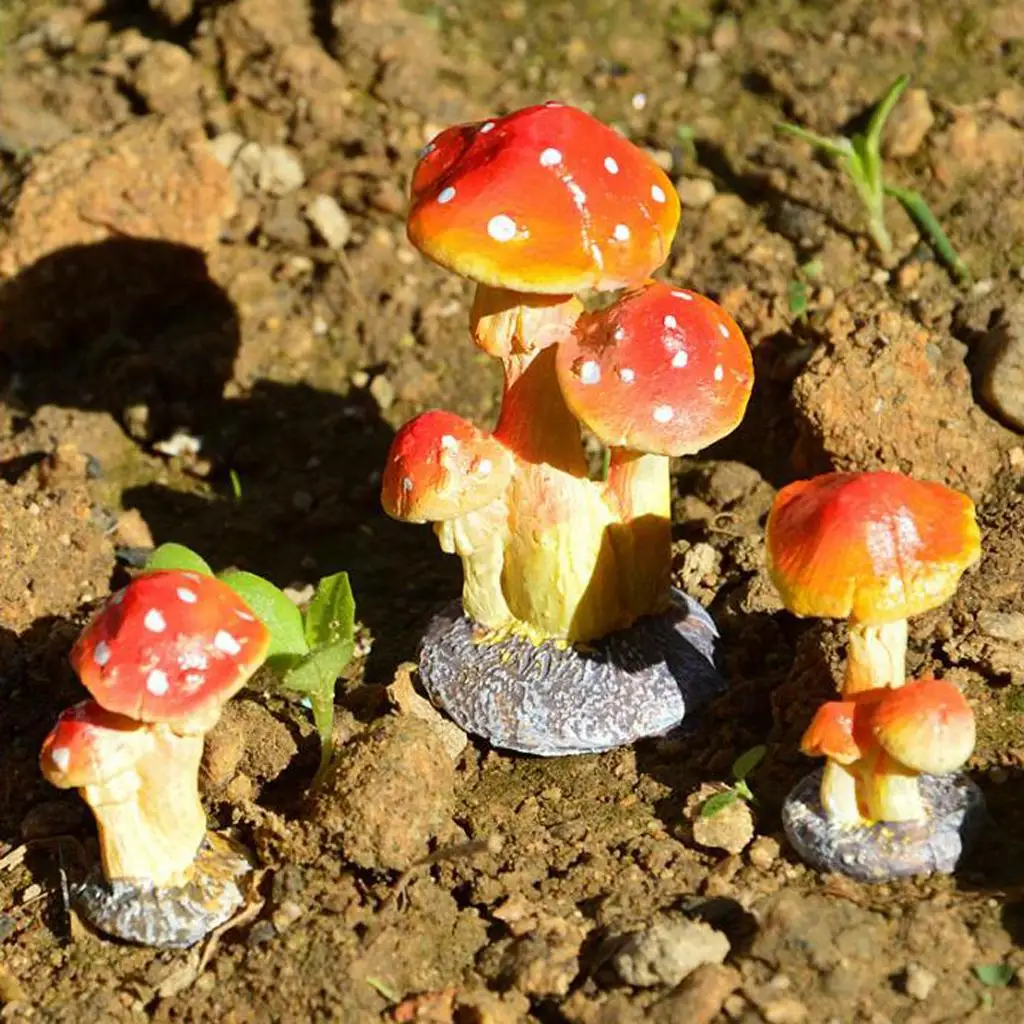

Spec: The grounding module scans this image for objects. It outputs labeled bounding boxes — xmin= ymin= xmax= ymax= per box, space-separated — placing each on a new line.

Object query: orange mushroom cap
xmin=871 ymin=677 xmax=975 ymax=774
xmin=381 ymin=410 xmax=513 ymax=523
xmin=554 ymin=281 xmax=753 ymax=455
xmin=765 ymin=471 xmax=981 ymax=624
xmin=407 ymin=102 xmax=680 ymax=294
xmin=800 ymin=701 xmax=862 ymax=765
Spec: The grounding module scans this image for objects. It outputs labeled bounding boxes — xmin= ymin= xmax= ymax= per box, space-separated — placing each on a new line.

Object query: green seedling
xmin=145 ymin=543 xmax=356 ymax=786
xmin=787 ymin=259 xmax=824 ymax=320
xmin=974 ymin=963 xmax=1015 ymax=988
xmin=777 ymin=75 xmax=969 ymax=282
xmin=699 ymin=744 xmax=767 ymax=819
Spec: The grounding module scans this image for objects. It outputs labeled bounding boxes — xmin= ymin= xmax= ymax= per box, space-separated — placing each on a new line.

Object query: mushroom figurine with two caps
xmin=765 ymin=471 xmax=984 ymax=881
xmin=40 ymin=570 xmax=269 ymax=947
xmin=381 ymin=102 xmax=754 ymax=755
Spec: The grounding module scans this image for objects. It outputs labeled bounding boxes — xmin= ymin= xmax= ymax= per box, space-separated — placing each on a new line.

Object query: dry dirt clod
xmin=387 ymin=662 xmax=468 ymax=762
xmin=305 ymin=194 xmax=352 ymax=250
xmin=305 ymin=716 xmax=455 ymax=872
xmin=611 ymin=917 xmax=731 ymax=988
xmin=883 ymin=88 xmax=935 ymax=158
xmin=975 ymin=299 xmax=1024 ymax=433
xmin=131 ymin=41 xmax=205 ymax=117
xmin=651 ymin=963 xmax=741 ymax=1024
xmin=684 ymin=783 xmax=755 ymax=855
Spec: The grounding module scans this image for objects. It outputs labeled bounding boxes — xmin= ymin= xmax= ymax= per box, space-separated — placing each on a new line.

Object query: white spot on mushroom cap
xmin=176 ymin=587 xmax=197 ymax=604
xmin=179 ymin=650 xmax=208 ymax=671
xmin=94 ymin=641 xmax=111 ymax=667
xmin=215 ymin=630 xmax=241 ymax=656
xmin=651 ymin=184 xmax=667 ymax=203
xmin=718 ymin=323 xmax=730 ymax=338
xmin=184 ymin=672 xmax=205 ymax=690
xmin=653 ymin=405 xmax=675 ymax=423
xmin=579 ymin=360 xmax=601 ymax=384
xmin=673 ymin=290 xmax=693 ymax=301
xmin=604 ymin=156 xmax=619 ymax=174
xmin=50 ymin=747 xmax=71 ymax=772
xmin=401 ymin=476 xmax=414 ymax=493
xmin=714 ymin=364 xmax=724 ymax=381
xmin=663 ymin=314 xmax=677 ymax=329
xmin=236 ymin=609 xmax=256 ymax=622
xmin=144 ymin=609 xmax=166 ymax=633
xmin=146 ymin=669 xmax=169 ymax=696
xmin=480 ymin=121 xmax=496 ymax=133
xmin=182 ymin=573 xmax=202 ymax=583
xmin=488 ymin=214 xmax=518 ymax=242
xmin=672 ymin=351 xmax=689 ymax=368
xmin=437 ymin=186 xmax=456 ymax=204
xmin=613 ymin=224 xmax=630 ymax=242
xmin=613 ymin=327 xmax=626 ymax=342
xmin=476 ymin=459 xmax=493 ymax=476
xmin=539 ymin=147 xmax=562 ymax=166
xmin=618 ymin=367 xmax=636 ymax=383
xmin=440 ymin=434 xmax=459 ymax=452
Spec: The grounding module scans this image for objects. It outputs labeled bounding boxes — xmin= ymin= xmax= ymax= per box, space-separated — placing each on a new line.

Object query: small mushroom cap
xmin=766 ymin=471 xmax=981 ymax=624
xmin=407 ymin=102 xmax=679 ymax=294
xmin=872 ymin=677 xmax=975 ymax=774
xmin=40 ymin=701 xmax=152 ymax=789
xmin=381 ymin=411 xmax=513 ymax=523
xmin=71 ymin=571 xmax=271 ymax=726
xmin=800 ymin=701 xmax=862 ymax=764
xmin=554 ymin=281 xmax=753 ymax=455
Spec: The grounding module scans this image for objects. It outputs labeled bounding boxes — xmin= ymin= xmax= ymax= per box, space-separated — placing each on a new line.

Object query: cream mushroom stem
xmin=842 ymin=619 xmax=908 ymax=696
xmin=604 ymin=448 xmax=673 ymax=616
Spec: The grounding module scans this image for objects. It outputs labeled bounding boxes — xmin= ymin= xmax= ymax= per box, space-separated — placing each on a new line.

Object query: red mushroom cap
xmin=765 ymin=471 xmax=981 ymax=624
xmin=800 ymin=701 xmax=862 ymax=765
xmin=554 ymin=281 xmax=753 ymax=455
xmin=871 ymin=677 xmax=975 ymax=774
xmin=71 ymin=571 xmax=271 ymax=726
xmin=381 ymin=410 xmax=513 ymax=523
xmin=40 ymin=701 xmax=152 ymax=788
xmin=407 ymin=102 xmax=680 ymax=294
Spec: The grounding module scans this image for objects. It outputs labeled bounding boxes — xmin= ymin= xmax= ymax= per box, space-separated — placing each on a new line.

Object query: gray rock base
xmin=782 ymin=769 xmax=985 ymax=883
xmin=419 ymin=590 xmax=724 ymax=756
xmin=74 ymin=832 xmax=254 ymax=948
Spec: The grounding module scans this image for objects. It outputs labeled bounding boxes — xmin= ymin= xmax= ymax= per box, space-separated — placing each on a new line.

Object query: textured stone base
xmin=419 ymin=590 xmax=724 ymax=756
xmin=782 ymin=769 xmax=986 ymax=883
xmin=74 ymin=832 xmax=254 ymax=948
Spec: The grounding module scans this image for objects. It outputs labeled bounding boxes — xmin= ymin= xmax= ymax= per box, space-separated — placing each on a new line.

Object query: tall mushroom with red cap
xmin=766 ymin=471 xmax=984 ymax=881
xmin=382 ymin=102 xmax=750 ymax=755
xmin=40 ymin=570 xmax=269 ymax=947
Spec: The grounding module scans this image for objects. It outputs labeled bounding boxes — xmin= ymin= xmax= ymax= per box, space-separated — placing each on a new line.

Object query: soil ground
xmin=2 ymin=0 xmax=1024 ymax=1021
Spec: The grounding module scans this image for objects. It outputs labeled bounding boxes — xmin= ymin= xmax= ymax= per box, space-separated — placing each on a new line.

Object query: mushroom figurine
xmin=384 ymin=102 xmax=752 ymax=755
xmin=40 ymin=570 xmax=269 ymax=947
xmin=765 ymin=471 xmax=984 ymax=880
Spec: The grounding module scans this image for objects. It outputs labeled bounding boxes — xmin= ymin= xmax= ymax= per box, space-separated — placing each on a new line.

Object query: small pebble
xmin=677 ymin=177 xmax=717 ymax=209
xmin=748 ymin=835 xmax=780 ymax=871
xmin=903 ymin=962 xmax=937 ymax=1001
xmin=611 ymin=917 xmax=730 ymax=988
xmin=305 ymin=194 xmax=352 ymax=250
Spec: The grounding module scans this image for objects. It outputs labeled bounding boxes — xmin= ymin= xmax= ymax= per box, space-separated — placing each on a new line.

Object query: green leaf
xmin=699 ymin=789 xmax=740 ymax=819
xmin=145 ymin=543 xmax=213 ymax=576
xmin=732 ymin=744 xmax=767 ymax=782
xmin=885 ymin=184 xmax=971 ymax=283
xmin=974 ymin=963 xmax=1015 ymax=988
xmin=218 ymin=569 xmax=309 ymax=671
xmin=787 ymin=279 xmax=808 ymax=317
xmin=865 ymin=74 xmax=910 ymax=155
xmin=304 ymin=572 xmax=356 ymax=651
xmin=775 ymin=122 xmax=853 ymax=160
xmin=281 ymin=640 xmax=354 ymax=697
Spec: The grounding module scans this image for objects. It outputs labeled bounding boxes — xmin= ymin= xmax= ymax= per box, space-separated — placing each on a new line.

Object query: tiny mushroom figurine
xmin=765 ymin=470 xmax=984 ymax=881
xmin=384 ymin=102 xmax=751 ymax=754
xmin=40 ymin=570 xmax=269 ymax=947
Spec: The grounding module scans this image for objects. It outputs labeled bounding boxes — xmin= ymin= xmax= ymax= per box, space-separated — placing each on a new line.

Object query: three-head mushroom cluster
xmin=766 ymin=470 xmax=981 ymax=826
xmin=40 ymin=570 xmax=269 ymax=947
xmin=384 ymin=102 xmax=754 ymax=644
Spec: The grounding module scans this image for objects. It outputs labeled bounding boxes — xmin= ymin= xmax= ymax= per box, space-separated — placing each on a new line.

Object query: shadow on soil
xmin=0 ymin=237 xmax=457 ymax=686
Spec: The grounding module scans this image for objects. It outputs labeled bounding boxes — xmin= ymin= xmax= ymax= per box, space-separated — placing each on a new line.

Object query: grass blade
xmin=885 ymin=184 xmax=971 ymax=282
